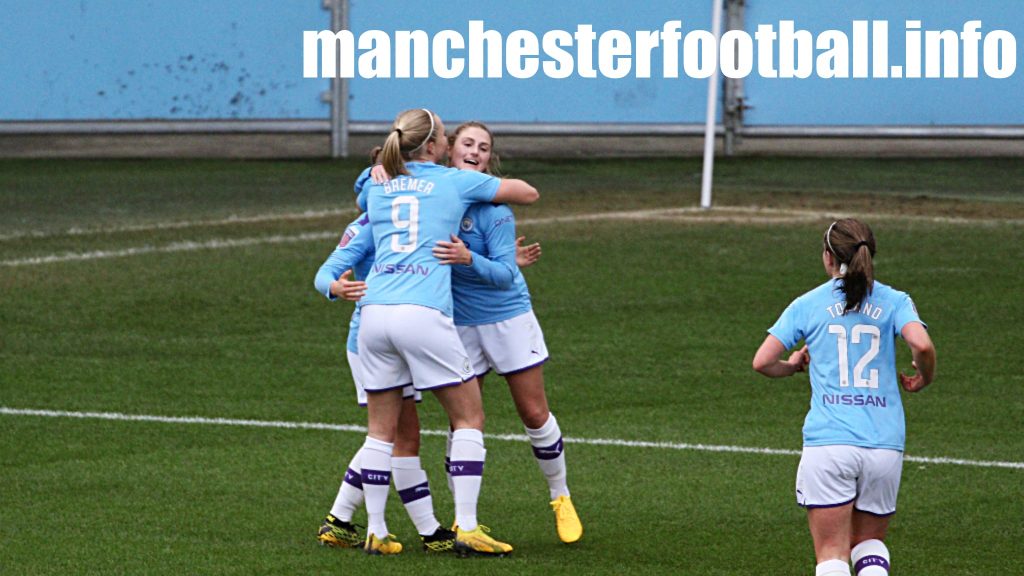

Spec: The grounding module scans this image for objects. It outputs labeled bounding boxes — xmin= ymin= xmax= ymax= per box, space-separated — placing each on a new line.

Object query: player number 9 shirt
xmin=360 ymin=162 xmax=500 ymax=317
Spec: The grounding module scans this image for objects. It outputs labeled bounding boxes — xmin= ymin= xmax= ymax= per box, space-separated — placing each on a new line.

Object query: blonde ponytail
xmin=380 ymin=129 xmax=407 ymax=177
xmin=379 ymin=109 xmax=440 ymax=178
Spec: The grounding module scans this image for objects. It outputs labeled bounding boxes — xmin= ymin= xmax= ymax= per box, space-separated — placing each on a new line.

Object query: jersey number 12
xmin=828 ymin=324 xmax=880 ymax=388
xmin=391 ymin=196 xmax=419 ymax=253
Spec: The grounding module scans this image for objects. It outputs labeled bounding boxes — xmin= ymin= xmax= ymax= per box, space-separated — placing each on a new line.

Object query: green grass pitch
xmin=1 ymin=157 xmax=1022 ymax=574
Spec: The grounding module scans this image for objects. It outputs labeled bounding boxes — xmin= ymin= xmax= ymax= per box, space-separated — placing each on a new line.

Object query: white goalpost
xmin=700 ymin=0 xmax=724 ymax=209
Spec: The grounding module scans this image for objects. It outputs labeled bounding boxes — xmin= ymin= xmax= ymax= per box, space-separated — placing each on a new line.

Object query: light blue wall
xmin=1 ymin=0 xmax=1021 ymax=125
xmin=347 ymin=0 xmax=712 ymax=123
xmin=2 ymin=0 xmax=329 ymax=120
xmin=742 ymin=0 xmax=1024 ymax=125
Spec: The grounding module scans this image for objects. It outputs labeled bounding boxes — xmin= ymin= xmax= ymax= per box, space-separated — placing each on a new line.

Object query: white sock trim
xmin=363 ymin=436 xmax=394 ymax=455
xmin=525 ymin=412 xmax=557 ymax=439
xmin=391 ymin=456 xmax=422 ymax=470
xmin=816 ymin=559 xmax=852 ymax=576
xmin=451 ymin=427 xmax=484 ymax=446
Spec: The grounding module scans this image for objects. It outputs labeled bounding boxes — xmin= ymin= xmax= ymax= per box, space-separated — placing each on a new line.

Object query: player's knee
xmin=520 ymin=406 xmax=550 ymax=430
xmin=851 ymin=528 xmax=888 ymax=547
xmin=394 ymin=424 xmax=420 ymax=455
xmin=393 ymin=436 xmax=420 ymax=456
xmin=450 ymin=411 xmax=484 ymax=431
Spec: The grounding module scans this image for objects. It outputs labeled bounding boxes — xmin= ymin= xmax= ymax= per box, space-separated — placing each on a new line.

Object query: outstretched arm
xmin=899 ymin=322 xmax=935 ymax=392
xmin=752 ymin=335 xmax=809 ymax=378
xmin=492 ymin=179 xmax=539 ymax=205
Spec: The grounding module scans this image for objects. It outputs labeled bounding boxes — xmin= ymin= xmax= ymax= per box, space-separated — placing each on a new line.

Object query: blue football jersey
xmin=359 ymin=162 xmax=500 ymax=316
xmin=768 ymin=279 xmax=926 ymax=451
xmin=451 ymin=203 xmax=533 ymax=326
xmin=354 ymin=166 xmax=372 ymax=212
xmin=314 ymin=213 xmax=375 ymax=354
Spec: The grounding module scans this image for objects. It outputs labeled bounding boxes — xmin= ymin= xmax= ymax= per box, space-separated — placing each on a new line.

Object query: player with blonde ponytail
xmin=379 ymin=108 xmax=438 ymax=178
xmin=752 ymin=218 xmax=936 ymax=576
xmin=348 ymin=108 xmax=539 ymax=557
xmin=359 ymin=119 xmax=578 ymax=545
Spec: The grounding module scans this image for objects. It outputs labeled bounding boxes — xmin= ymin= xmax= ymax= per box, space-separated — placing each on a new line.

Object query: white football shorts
xmin=346 ymin=350 xmax=420 ymax=406
xmin=456 ymin=310 xmax=549 ymax=377
xmin=358 ymin=304 xmax=475 ymax=392
xmin=796 ymin=445 xmax=904 ymax=516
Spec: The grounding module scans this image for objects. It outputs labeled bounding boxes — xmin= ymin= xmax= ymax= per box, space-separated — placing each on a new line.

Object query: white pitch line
xmin=3 ymin=203 xmax=1021 ymax=243
xmin=4 ymin=205 xmax=1023 ymax=268
xmin=718 ymin=206 xmax=1024 ymax=227
xmin=0 ymin=206 xmax=709 ymax=244
xmin=2 ymin=407 xmax=1021 ymax=471
xmin=0 ymin=207 xmax=715 ymax=267
xmin=1 ymin=231 xmax=338 ymax=267
xmin=0 ymin=208 xmax=358 ymax=242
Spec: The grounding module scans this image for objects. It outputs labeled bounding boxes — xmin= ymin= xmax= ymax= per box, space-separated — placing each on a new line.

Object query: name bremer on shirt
xmin=383 ymin=177 xmax=435 ymax=195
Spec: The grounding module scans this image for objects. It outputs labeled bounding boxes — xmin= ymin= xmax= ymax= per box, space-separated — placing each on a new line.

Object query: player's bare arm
xmin=753 ymin=336 xmax=809 ymax=378
xmin=899 ymin=321 xmax=935 ymax=392
xmin=493 ymin=179 xmax=539 ymax=205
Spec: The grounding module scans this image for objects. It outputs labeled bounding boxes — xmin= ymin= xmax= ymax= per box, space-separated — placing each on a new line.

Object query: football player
xmin=752 ymin=219 xmax=935 ymax=576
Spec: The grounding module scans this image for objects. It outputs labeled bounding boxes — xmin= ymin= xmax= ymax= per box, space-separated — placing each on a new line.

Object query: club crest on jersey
xmin=338 ymin=226 xmax=359 ymax=248
xmin=461 ymin=217 xmax=474 ymax=232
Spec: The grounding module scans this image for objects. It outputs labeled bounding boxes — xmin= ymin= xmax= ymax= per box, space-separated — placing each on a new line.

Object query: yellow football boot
xmin=364 ymin=533 xmax=403 ymax=555
xmin=550 ymin=496 xmax=583 ymax=543
xmin=455 ymin=525 xmax=513 ymax=557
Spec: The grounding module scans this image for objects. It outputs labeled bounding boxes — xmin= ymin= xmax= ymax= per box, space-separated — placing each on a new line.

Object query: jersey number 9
xmin=391 ymin=196 xmax=419 ymax=253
